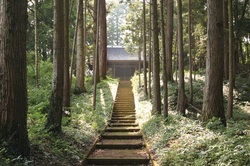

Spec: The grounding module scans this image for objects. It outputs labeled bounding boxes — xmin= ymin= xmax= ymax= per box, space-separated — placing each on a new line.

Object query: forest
xmin=0 ymin=0 xmax=250 ymax=165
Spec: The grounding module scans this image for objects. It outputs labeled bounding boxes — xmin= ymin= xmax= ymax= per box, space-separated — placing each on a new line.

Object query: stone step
xmin=114 ymin=108 xmax=135 ymax=111
xmin=112 ymin=111 xmax=136 ymax=114
xmin=113 ymin=108 xmax=136 ymax=111
xmin=95 ymin=139 xmax=145 ymax=149
xmin=106 ymin=126 xmax=140 ymax=132
xmin=109 ymin=123 xmax=138 ymax=127
xmin=115 ymin=99 xmax=134 ymax=101
xmin=112 ymin=117 xmax=136 ymax=120
xmin=114 ymin=104 xmax=135 ymax=107
xmin=111 ymin=119 xmax=136 ymax=123
xmin=114 ymin=101 xmax=134 ymax=103
xmin=84 ymin=81 xmax=151 ymax=166
xmin=112 ymin=115 xmax=136 ymax=118
xmin=86 ymin=149 xmax=150 ymax=165
xmin=102 ymin=132 xmax=142 ymax=139
xmin=114 ymin=108 xmax=136 ymax=111
xmin=114 ymin=105 xmax=135 ymax=108
xmin=112 ymin=113 xmax=136 ymax=117
xmin=116 ymin=96 xmax=134 ymax=98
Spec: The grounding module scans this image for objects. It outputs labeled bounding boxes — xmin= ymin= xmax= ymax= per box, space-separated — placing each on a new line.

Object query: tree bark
xmin=148 ymin=0 xmax=152 ymax=99
xmin=64 ymin=0 xmax=70 ymax=116
xmin=35 ymin=0 xmax=39 ymax=88
xmin=223 ymin=0 xmax=229 ymax=79
xmin=93 ymin=0 xmax=100 ymax=110
xmin=161 ymin=0 xmax=168 ymax=120
xmin=177 ymin=0 xmax=186 ymax=115
xmin=92 ymin=0 xmax=100 ymax=84
xmin=0 ymin=0 xmax=30 ymax=158
xmin=188 ymin=0 xmax=193 ymax=104
xmin=166 ymin=0 xmax=173 ymax=82
xmin=143 ymin=0 xmax=147 ymax=96
xmin=75 ymin=0 xmax=86 ymax=93
xmin=239 ymin=38 xmax=245 ymax=66
xmin=234 ymin=1 xmax=239 ymax=80
xmin=139 ymin=43 xmax=141 ymax=87
xmin=0 ymin=0 xmax=2 ymax=72
xmin=193 ymin=25 xmax=196 ymax=81
xmin=152 ymin=0 xmax=161 ymax=114
xmin=70 ymin=1 xmax=80 ymax=88
xmin=227 ymin=0 xmax=233 ymax=118
xmin=202 ymin=0 xmax=226 ymax=126
xmin=84 ymin=0 xmax=87 ymax=63
xmin=45 ymin=0 xmax=65 ymax=132
xmin=174 ymin=29 xmax=178 ymax=82
xmin=99 ymin=0 xmax=107 ymax=79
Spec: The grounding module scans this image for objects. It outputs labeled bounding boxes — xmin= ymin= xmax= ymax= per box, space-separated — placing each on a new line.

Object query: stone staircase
xmin=83 ymin=81 xmax=151 ymax=165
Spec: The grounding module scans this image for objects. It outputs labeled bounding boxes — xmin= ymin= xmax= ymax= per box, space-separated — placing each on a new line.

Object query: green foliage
xmin=27 ymin=0 xmax=54 ymax=60
xmin=107 ymin=4 xmax=128 ymax=46
xmin=26 ymin=62 xmax=119 ymax=165
xmin=121 ymin=0 xmax=146 ymax=55
xmin=13 ymin=51 xmax=119 ymax=165
xmin=27 ymin=60 xmax=53 ymax=114
xmin=235 ymin=75 xmax=250 ymax=101
xmin=205 ymin=117 xmax=225 ymax=130
xmin=0 ymin=142 xmax=31 ymax=166
xmin=131 ymin=73 xmax=250 ymax=166
xmin=27 ymin=58 xmax=53 ymax=88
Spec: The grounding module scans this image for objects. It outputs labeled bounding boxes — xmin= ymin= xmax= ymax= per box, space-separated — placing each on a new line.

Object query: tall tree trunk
xmin=173 ymin=37 xmax=176 ymax=82
xmin=143 ymin=0 xmax=147 ymax=96
xmin=152 ymin=0 xmax=161 ymax=114
xmin=166 ymin=0 xmax=173 ymax=82
xmin=239 ymin=38 xmax=245 ymax=67
xmin=45 ymin=0 xmax=65 ymax=132
xmin=93 ymin=0 xmax=100 ymax=110
xmin=188 ymin=0 xmax=193 ymax=104
xmin=247 ymin=36 xmax=249 ymax=69
xmin=139 ymin=42 xmax=141 ymax=86
xmin=64 ymin=0 xmax=70 ymax=116
xmin=193 ymin=26 xmax=196 ymax=81
xmin=0 ymin=0 xmax=2 ymax=72
xmin=177 ymin=0 xmax=185 ymax=115
xmin=99 ymin=0 xmax=107 ymax=79
xmin=174 ymin=30 xmax=178 ymax=82
xmin=75 ymin=0 xmax=86 ymax=93
xmin=70 ymin=1 xmax=80 ymax=87
xmin=202 ymin=0 xmax=226 ymax=126
xmin=224 ymin=0 xmax=229 ymax=79
xmin=148 ymin=0 xmax=152 ymax=99
xmin=35 ymin=0 xmax=39 ymax=88
xmin=92 ymin=0 xmax=100 ymax=84
xmin=93 ymin=0 xmax=97 ymax=62
xmin=84 ymin=0 xmax=87 ymax=61
xmin=234 ymin=1 xmax=239 ymax=78
xmin=227 ymin=0 xmax=233 ymax=118
xmin=161 ymin=0 xmax=168 ymax=120
xmin=0 ymin=0 xmax=30 ymax=158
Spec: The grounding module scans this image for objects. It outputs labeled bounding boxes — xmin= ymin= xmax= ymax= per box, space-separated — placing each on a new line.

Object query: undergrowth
xmin=27 ymin=76 xmax=118 ymax=165
xmin=131 ymin=72 xmax=250 ymax=166
xmin=0 ymin=59 xmax=119 ymax=165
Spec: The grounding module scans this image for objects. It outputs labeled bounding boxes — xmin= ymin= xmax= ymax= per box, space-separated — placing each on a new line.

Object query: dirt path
xmin=83 ymin=81 xmax=153 ymax=165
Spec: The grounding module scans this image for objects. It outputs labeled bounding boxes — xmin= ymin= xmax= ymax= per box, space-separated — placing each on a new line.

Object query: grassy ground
xmin=0 ymin=67 xmax=119 ymax=165
xmin=131 ymin=72 xmax=250 ymax=166
xmin=28 ymin=77 xmax=119 ymax=165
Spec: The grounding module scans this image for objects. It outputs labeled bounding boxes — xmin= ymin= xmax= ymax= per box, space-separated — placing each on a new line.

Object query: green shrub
xmin=205 ymin=117 xmax=225 ymax=130
xmin=131 ymin=72 xmax=250 ymax=166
